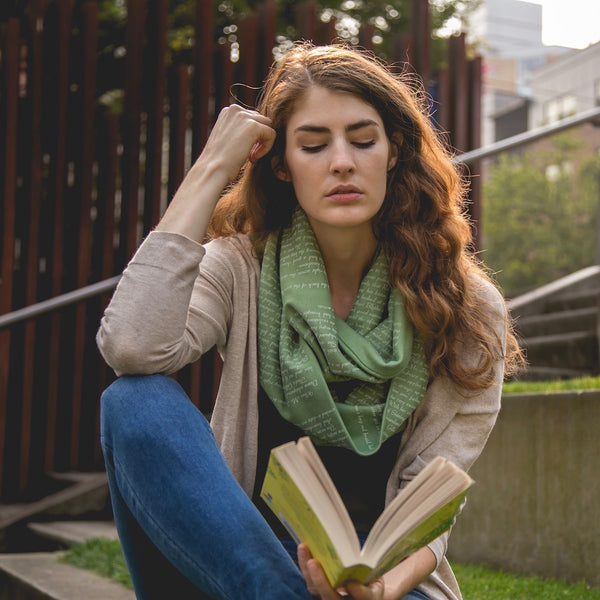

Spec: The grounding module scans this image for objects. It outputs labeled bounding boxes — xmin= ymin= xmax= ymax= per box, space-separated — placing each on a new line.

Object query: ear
xmin=271 ymin=156 xmax=292 ymax=182
xmin=388 ymin=132 xmax=402 ymax=171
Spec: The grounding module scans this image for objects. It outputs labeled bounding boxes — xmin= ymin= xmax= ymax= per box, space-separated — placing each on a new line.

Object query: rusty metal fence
xmin=0 ymin=0 xmax=481 ymax=502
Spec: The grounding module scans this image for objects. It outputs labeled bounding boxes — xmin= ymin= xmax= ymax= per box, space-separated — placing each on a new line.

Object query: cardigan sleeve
xmin=97 ymin=231 xmax=237 ymax=376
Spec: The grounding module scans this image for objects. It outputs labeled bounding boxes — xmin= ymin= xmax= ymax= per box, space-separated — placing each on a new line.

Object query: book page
xmin=362 ymin=458 xmax=472 ymax=561
xmin=296 ymin=437 xmax=360 ymax=556
xmin=260 ymin=449 xmax=350 ymax=583
xmin=261 ymin=442 xmax=359 ymax=570
xmin=364 ymin=490 xmax=470 ymax=583
xmin=364 ymin=456 xmax=447 ymax=549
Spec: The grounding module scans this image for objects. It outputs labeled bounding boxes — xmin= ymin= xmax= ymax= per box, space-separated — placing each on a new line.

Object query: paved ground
xmin=0 ymin=521 xmax=134 ymax=600
xmin=0 ymin=552 xmax=135 ymax=600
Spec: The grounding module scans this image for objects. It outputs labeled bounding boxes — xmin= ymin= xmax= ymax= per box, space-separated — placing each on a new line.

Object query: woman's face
xmin=277 ymin=85 xmax=397 ymax=241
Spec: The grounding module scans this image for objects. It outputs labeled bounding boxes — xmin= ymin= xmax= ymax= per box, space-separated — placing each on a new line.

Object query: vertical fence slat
xmin=94 ymin=112 xmax=119 ymax=284
xmin=258 ymin=1 xmax=276 ymax=80
xmin=448 ymin=34 xmax=468 ymax=153
xmin=236 ymin=13 xmax=259 ymax=108
xmin=316 ymin=15 xmax=336 ymax=46
xmin=167 ymin=64 xmax=190 ymax=200
xmin=467 ymin=55 xmax=482 ymax=249
xmin=389 ymin=32 xmax=411 ymax=72
xmin=214 ymin=41 xmax=233 ymax=111
xmin=70 ymin=0 xmax=98 ymax=469
xmin=295 ymin=0 xmax=317 ymax=41
xmin=44 ymin=0 xmax=74 ymax=473
xmin=142 ymin=0 xmax=167 ymax=234
xmin=411 ymin=0 xmax=430 ymax=88
xmin=435 ymin=66 xmax=450 ymax=135
xmin=0 ymin=18 xmax=20 ymax=497
xmin=118 ymin=0 xmax=146 ymax=270
xmin=92 ymin=110 xmax=120 ymax=464
xmin=19 ymin=3 xmax=45 ymax=495
xmin=193 ymin=0 xmax=213 ymax=156
xmin=358 ymin=23 xmax=374 ymax=51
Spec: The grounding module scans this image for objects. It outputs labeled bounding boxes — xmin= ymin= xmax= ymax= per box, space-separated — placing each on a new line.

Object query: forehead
xmin=286 ymin=85 xmax=383 ymax=131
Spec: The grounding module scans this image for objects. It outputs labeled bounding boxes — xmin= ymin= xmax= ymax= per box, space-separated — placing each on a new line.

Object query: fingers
xmin=220 ymin=105 xmax=275 ymax=154
xmin=226 ymin=105 xmax=276 ymax=164
xmin=200 ymin=104 xmax=277 ymax=181
xmin=298 ymin=544 xmax=385 ymax=600
xmin=298 ymin=544 xmax=336 ymax=598
xmin=346 ymin=579 xmax=385 ymax=600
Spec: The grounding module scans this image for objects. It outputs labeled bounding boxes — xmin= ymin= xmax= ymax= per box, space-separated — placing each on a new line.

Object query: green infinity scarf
xmin=258 ymin=209 xmax=429 ymax=456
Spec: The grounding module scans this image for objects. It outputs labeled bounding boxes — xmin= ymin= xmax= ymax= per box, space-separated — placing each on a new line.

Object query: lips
xmin=326 ymin=185 xmax=362 ymax=201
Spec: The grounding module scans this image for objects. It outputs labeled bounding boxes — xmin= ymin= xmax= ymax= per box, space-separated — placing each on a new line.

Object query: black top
xmin=252 ymin=388 xmax=403 ymax=539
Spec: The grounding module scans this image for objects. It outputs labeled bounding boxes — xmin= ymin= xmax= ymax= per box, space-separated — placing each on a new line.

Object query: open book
xmin=260 ymin=437 xmax=473 ymax=588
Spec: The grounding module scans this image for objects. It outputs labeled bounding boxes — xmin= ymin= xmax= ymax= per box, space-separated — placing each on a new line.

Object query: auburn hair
xmin=208 ymin=43 xmax=522 ymax=390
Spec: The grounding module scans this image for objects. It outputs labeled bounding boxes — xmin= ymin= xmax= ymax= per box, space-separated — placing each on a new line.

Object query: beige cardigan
xmin=97 ymin=230 xmax=507 ymax=600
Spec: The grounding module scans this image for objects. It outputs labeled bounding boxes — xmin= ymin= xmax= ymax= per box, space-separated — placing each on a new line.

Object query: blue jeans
xmin=100 ymin=374 xmax=430 ymax=600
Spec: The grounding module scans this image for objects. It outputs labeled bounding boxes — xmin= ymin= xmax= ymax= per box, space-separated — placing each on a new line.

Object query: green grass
xmin=60 ymin=538 xmax=132 ymax=589
xmin=503 ymin=374 xmax=600 ymax=395
xmin=61 ymin=539 xmax=599 ymax=598
xmin=451 ymin=562 xmax=600 ymax=599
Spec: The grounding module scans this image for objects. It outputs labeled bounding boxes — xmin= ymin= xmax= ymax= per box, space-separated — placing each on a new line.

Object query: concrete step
xmin=520 ymin=330 xmax=598 ymax=371
xmin=0 ymin=472 xmax=110 ymax=536
xmin=0 ymin=552 xmax=134 ymax=600
xmin=543 ymin=288 xmax=600 ymax=313
xmin=516 ymin=306 xmax=597 ymax=338
xmin=0 ymin=522 xmax=129 ymax=600
xmin=27 ymin=521 xmax=119 ymax=547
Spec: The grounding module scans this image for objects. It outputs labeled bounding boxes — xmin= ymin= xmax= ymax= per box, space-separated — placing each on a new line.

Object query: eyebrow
xmin=293 ymin=119 xmax=380 ymax=135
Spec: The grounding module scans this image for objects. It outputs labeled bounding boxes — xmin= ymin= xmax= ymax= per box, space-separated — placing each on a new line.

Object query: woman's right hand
xmin=155 ymin=105 xmax=276 ymax=242
xmin=199 ymin=104 xmax=276 ymax=183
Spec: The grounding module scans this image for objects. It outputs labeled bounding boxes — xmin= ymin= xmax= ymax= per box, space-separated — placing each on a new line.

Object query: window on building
xmin=544 ymin=94 xmax=577 ymax=123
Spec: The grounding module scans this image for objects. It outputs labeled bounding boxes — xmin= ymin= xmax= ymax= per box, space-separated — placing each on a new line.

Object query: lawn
xmin=451 ymin=562 xmax=599 ymax=599
xmin=61 ymin=538 xmax=600 ymax=598
xmin=503 ymin=374 xmax=600 ymax=394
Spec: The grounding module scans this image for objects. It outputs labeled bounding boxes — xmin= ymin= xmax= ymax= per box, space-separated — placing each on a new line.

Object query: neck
xmin=312 ymin=227 xmax=379 ymax=320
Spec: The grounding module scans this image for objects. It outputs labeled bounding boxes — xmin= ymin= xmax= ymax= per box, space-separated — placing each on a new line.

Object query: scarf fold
xmin=258 ymin=209 xmax=428 ymax=456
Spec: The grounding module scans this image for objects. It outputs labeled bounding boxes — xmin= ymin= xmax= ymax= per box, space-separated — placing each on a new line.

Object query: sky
xmin=526 ymin=0 xmax=600 ymax=49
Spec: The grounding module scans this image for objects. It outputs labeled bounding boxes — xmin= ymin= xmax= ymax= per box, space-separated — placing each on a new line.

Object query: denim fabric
xmin=100 ymin=374 xmax=430 ymax=600
xmin=402 ymin=591 xmax=430 ymax=600
xmin=100 ymin=374 xmax=312 ymax=600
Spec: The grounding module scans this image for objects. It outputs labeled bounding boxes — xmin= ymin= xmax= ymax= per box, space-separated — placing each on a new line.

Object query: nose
xmin=329 ymin=140 xmax=355 ymax=174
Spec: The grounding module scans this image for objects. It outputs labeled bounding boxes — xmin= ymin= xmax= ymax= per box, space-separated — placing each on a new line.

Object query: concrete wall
xmin=448 ymin=390 xmax=600 ymax=586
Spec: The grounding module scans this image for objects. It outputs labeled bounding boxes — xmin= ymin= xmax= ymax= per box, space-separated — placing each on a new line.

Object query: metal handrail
xmin=0 ymin=275 xmax=121 ymax=330
xmin=2 ymin=106 xmax=600 ymax=330
xmin=454 ymin=105 xmax=600 ymax=165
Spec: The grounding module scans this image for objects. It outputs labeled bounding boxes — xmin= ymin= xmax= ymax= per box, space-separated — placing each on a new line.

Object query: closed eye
xmin=353 ymin=140 xmax=375 ymax=149
xmin=301 ymin=145 xmax=326 ymax=153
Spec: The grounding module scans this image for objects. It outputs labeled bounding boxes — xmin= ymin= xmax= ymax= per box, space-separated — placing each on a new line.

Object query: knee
xmin=100 ymin=374 xmax=182 ymax=444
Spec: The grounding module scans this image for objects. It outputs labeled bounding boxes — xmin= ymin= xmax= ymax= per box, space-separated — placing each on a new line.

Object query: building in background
xmin=468 ymin=0 xmax=570 ymax=144
xmin=528 ymin=41 xmax=600 ymax=127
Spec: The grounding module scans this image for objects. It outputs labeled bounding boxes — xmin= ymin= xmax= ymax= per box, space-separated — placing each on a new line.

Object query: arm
xmin=97 ymin=106 xmax=275 ymax=374
xmin=155 ymin=105 xmax=275 ymax=242
xmin=381 ymin=546 xmax=436 ymax=599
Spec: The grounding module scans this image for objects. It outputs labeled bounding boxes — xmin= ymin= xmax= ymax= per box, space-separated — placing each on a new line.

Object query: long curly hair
xmin=209 ymin=43 xmax=522 ymax=390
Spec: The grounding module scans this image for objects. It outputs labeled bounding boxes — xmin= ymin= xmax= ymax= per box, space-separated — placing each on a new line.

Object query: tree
xmin=94 ymin=0 xmax=482 ymax=64
xmin=481 ymin=134 xmax=600 ymax=295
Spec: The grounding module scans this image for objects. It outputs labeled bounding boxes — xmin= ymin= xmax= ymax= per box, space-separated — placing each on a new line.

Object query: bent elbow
xmin=96 ymin=326 xmax=159 ymax=376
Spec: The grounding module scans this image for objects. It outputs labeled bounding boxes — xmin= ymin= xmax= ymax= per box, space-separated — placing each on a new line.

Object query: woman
xmin=97 ymin=43 xmax=520 ymax=600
